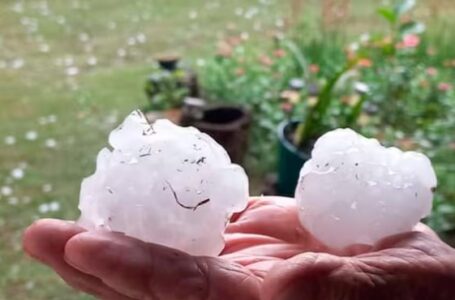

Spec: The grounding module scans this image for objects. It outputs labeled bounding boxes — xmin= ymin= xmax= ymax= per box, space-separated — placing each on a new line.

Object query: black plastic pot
xmin=277 ymin=121 xmax=311 ymax=197
xmin=157 ymin=56 xmax=180 ymax=71
xmin=441 ymin=230 xmax=455 ymax=248
xmin=181 ymin=105 xmax=251 ymax=165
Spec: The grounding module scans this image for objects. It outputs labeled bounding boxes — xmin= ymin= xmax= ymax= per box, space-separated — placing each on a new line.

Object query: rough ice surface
xmin=296 ymin=128 xmax=437 ymax=249
xmin=78 ymin=110 xmax=249 ymax=256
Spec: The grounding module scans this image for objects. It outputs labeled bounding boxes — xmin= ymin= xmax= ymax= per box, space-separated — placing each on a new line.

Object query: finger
xmin=222 ymin=233 xmax=284 ymax=254
xmin=413 ymin=223 xmax=440 ymax=239
xmin=23 ymin=219 xmax=84 ymax=265
xmin=372 ymin=229 xmax=448 ymax=254
xmin=226 ymin=197 xmax=325 ymax=249
xmin=64 ymin=231 xmax=261 ymax=300
xmin=23 ymin=219 xmax=136 ymax=300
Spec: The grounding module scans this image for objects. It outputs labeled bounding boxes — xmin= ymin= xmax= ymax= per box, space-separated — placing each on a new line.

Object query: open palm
xmin=24 ymin=197 xmax=455 ymax=300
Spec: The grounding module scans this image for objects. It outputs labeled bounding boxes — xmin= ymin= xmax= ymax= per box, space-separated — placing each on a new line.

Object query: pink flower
xmin=426 ymin=67 xmax=438 ymax=77
xmin=259 ymin=54 xmax=273 ymax=67
xmin=273 ymin=49 xmax=286 ymax=58
xmin=235 ymin=68 xmax=245 ymax=76
xmin=427 ymin=47 xmax=436 ymax=56
xmin=357 ymin=58 xmax=373 ymax=68
xmin=438 ymin=82 xmax=453 ymax=92
xmin=226 ymin=36 xmax=242 ymax=47
xmin=281 ymin=102 xmax=294 ymax=113
xmin=396 ymin=34 xmax=420 ymax=49
xmin=216 ymin=41 xmax=233 ymax=58
xmin=309 ymin=64 xmax=320 ymax=74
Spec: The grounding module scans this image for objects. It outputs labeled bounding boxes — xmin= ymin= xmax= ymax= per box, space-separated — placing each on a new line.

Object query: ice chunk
xmin=78 ymin=110 xmax=249 ymax=256
xmin=296 ymin=128 xmax=437 ymax=249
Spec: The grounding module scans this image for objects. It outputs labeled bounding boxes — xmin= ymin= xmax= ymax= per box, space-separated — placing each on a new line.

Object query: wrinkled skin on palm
xmin=24 ymin=197 xmax=455 ymax=300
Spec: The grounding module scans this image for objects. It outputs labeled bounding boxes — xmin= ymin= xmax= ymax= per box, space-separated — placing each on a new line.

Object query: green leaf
xmin=399 ymin=21 xmax=426 ymax=35
xmin=377 ymin=7 xmax=397 ymax=24
xmin=394 ymin=0 xmax=416 ymax=16
xmin=283 ymin=40 xmax=308 ymax=77
xmin=295 ymin=66 xmax=350 ymax=147
xmin=345 ymin=94 xmax=367 ymax=127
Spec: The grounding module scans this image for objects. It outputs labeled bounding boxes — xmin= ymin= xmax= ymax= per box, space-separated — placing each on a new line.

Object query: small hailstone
xmin=79 ymin=32 xmax=90 ymax=42
xmin=25 ymin=281 xmax=35 ymax=290
xmin=196 ymin=59 xmax=206 ymax=67
xmin=25 ymin=131 xmax=38 ymax=141
xmin=11 ymin=168 xmax=24 ymax=180
xmin=240 ymin=32 xmax=249 ymax=40
xmin=64 ymin=56 xmax=74 ymax=67
xmin=65 ymin=67 xmax=79 ymax=76
xmin=136 ymin=33 xmax=146 ymax=44
xmin=49 ymin=201 xmax=60 ymax=212
xmin=38 ymin=203 xmax=49 ymax=213
xmin=189 ymin=10 xmax=198 ymax=19
xmin=296 ymin=128 xmax=437 ymax=249
xmin=42 ymin=183 xmax=53 ymax=193
xmin=4 ymin=136 xmax=16 ymax=145
xmin=275 ymin=18 xmax=284 ymax=28
xmin=78 ymin=110 xmax=249 ymax=256
xmin=87 ymin=56 xmax=97 ymax=66
xmin=11 ymin=58 xmax=25 ymax=69
xmin=8 ymin=197 xmax=19 ymax=206
xmin=38 ymin=201 xmax=59 ymax=213
xmin=44 ymin=138 xmax=57 ymax=148
xmin=48 ymin=115 xmax=57 ymax=123
xmin=39 ymin=44 xmax=50 ymax=53
xmin=1 ymin=186 xmax=13 ymax=197
xmin=127 ymin=37 xmax=137 ymax=46
xmin=117 ymin=48 xmax=127 ymax=57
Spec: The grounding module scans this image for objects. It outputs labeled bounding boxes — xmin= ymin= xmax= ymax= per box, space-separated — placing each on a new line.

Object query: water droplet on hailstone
xmin=77 ymin=110 xmax=249 ymax=256
xmin=295 ymin=128 xmax=437 ymax=249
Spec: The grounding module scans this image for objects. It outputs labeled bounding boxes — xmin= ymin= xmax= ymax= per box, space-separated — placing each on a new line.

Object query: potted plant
xmin=276 ymin=63 xmax=369 ymax=196
xmin=144 ymin=55 xmax=199 ymax=124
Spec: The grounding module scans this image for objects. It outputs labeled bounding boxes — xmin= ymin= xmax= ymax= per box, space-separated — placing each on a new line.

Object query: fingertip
xmin=23 ymin=218 xmax=84 ymax=265
xmin=64 ymin=231 xmax=143 ymax=276
xmin=64 ymin=231 xmax=110 ymax=272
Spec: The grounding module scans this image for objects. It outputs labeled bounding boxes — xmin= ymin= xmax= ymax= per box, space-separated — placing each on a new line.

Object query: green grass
xmin=0 ymin=0 xmax=454 ymax=299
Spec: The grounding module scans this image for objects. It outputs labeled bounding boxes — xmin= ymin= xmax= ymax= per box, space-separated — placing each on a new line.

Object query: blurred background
xmin=0 ymin=0 xmax=454 ymax=299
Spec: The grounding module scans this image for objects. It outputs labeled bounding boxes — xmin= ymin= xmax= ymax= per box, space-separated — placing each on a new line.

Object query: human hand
xmin=23 ymin=197 xmax=455 ymax=300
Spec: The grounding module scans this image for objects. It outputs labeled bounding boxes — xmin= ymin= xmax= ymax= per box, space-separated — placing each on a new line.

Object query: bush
xmin=198 ymin=0 xmax=455 ymax=233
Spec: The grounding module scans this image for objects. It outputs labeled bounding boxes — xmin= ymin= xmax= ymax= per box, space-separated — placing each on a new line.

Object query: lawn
xmin=0 ymin=0 xmax=454 ymax=299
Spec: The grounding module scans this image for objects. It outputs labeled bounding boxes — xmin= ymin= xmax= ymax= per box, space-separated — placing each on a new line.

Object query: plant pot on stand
xmin=144 ymin=55 xmax=199 ymax=124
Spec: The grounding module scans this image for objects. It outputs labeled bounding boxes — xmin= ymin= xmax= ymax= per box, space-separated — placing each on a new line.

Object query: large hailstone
xmin=296 ymin=128 xmax=437 ymax=249
xmin=78 ymin=110 xmax=249 ymax=256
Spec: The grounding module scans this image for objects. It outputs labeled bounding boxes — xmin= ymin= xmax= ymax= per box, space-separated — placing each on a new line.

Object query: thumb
xmin=64 ymin=231 xmax=260 ymax=300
